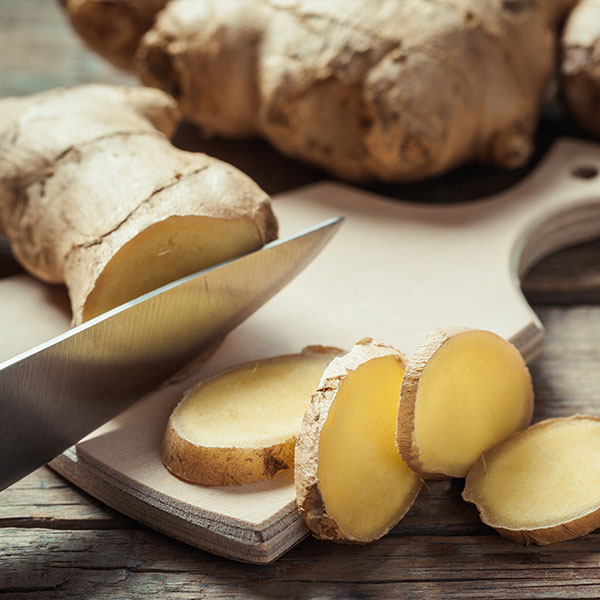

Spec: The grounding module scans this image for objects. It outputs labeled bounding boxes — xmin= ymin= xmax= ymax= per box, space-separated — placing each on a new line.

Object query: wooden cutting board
xmin=2 ymin=138 xmax=600 ymax=564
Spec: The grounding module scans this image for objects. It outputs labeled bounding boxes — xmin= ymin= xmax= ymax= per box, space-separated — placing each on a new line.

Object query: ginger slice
xmin=463 ymin=416 xmax=600 ymax=545
xmin=162 ymin=346 xmax=343 ymax=486
xmin=295 ymin=339 xmax=422 ymax=543
xmin=397 ymin=327 xmax=533 ymax=479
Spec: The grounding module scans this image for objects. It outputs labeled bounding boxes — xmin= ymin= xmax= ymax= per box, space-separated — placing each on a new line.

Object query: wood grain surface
xmin=2 ymin=1 xmax=600 ymax=598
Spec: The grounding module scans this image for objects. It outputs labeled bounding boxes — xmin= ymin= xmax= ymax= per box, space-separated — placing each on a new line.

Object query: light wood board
xmin=2 ymin=138 xmax=600 ymax=563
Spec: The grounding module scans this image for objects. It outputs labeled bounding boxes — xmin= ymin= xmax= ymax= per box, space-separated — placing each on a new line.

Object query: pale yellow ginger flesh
xmin=175 ymin=350 xmax=338 ymax=447
xmin=397 ymin=328 xmax=533 ymax=479
xmin=318 ymin=357 xmax=420 ymax=540
xmin=295 ymin=340 xmax=422 ymax=543
xmin=162 ymin=347 xmax=342 ymax=485
xmin=83 ymin=215 xmax=262 ymax=321
xmin=463 ymin=416 xmax=600 ymax=545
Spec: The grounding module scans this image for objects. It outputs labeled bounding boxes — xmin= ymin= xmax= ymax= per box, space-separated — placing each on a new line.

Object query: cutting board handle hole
xmin=571 ymin=165 xmax=599 ymax=180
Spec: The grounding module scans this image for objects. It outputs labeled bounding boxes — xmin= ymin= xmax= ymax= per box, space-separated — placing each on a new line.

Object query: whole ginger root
xmin=59 ymin=0 xmax=581 ymax=183
xmin=134 ymin=0 xmax=576 ymax=182
xmin=0 ymin=85 xmax=277 ymax=325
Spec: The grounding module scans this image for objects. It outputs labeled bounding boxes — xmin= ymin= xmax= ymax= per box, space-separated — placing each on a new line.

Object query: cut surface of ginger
xmin=82 ymin=215 xmax=263 ymax=321
xmin=162 ymin=346 xmax=342 ymax=485
xmin=397 ymin=328 xmax=533 ymax=479
xmin=295 ymin=339 xmax=422 ymax=543
xmin=463 ymin=416 xmax=600 ymax=544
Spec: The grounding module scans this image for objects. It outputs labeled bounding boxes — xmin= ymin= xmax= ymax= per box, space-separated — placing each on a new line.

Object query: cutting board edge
xmin=49 ymin=449 xmax=308 ymax=564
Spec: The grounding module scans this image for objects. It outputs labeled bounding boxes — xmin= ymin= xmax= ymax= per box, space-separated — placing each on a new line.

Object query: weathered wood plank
xmin=0 ymin=469 xmax=483 ymax=534
xmin=2 ymin=526 xmax=600 ymax=599
xmin=0 ymin=469 xmax=127 ymax=528
xmin=530 ymin=306 xmax=600 ymax=421
xmin=523 ymin=240 xmax=600 ymax=305
xmin=0 ymin=0 xmax=133 ymax=98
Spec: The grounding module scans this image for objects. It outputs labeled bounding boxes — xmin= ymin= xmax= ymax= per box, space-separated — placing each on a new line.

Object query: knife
xmin=0 ymin=216 xmax=343 ymax=491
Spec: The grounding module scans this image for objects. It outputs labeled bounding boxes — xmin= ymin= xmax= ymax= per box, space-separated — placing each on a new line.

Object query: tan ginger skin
xmin=61 ymin=0 xmax=581 ymax=182
xmin=0 ymin=84 xmax=277 ymax=325
xmin=135 ymin=0 xmax=578 ymax=182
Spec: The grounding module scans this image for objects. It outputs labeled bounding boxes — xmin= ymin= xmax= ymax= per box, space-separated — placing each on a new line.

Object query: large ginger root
xmin=463 ymin=415 xmax=600 ymax=545
xmin=129 ymin=0 xmax=575 ymax=182
xmin=396 ymin=328 xmax=534 ymax=479
xmin=61 ymin=0 xmax=170 ymax=70
xmin=561 ymin=0 xmax=600 ymax=137
xmin=295 ymin=339 xmax=422 ymax=543
xmin=0 ymin=84 xmax=277 ymax=325
xmin=162 ymin=346 xmax=343 ymax=486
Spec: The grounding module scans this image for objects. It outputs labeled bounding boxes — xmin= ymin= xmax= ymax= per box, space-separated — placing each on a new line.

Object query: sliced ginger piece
xmin=162 ymin=346 xmax=343 ymax=486
xmin=463 ymin=415 xmax=600 ymax=545
xmin=397 ymin=327 xmax=533 ymax=479
xmin=295 ymin=339 xmax=422 ymax=543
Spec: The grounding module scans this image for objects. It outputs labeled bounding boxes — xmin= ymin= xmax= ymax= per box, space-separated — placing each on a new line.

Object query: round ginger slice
xmin=463 ymin=416 xmax=600 ymax=545
xmin=397 ymin=327 xmax=533 ymax=479
xmin=295 ymin=338 xmax=422 ymax=544
xmin=162 ymin=346 xmax=343 ymax=486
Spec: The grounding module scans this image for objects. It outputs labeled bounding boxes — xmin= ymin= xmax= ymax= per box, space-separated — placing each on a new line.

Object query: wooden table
xmin=2 ymin=2 xmax=600 ymax=598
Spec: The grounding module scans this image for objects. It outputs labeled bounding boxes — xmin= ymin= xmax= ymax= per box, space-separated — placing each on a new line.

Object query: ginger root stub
xmin=0 ymin=84 xmax=277 ymax=325
xmin=162 ymin=346 xmax=343 ymax=486
xmin=295 ymin=339 xmax=422 ymax=544
xmin=397 ymin=327 xmax=534 ymax=479
xmin=463 ymin=416 xmax=600 ymax=545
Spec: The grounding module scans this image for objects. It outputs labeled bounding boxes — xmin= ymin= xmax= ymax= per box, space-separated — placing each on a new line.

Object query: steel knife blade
xmin=0 ymin=216 xmax=343 ymax=490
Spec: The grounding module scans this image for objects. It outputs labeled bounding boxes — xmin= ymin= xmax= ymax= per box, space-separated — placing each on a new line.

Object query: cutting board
xmin=2 ymin=138 xmax=600 ymax=563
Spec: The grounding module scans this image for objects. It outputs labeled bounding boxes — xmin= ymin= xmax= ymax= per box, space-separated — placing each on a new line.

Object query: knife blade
xmin=0 ymin=216 xmax=343 ymax=490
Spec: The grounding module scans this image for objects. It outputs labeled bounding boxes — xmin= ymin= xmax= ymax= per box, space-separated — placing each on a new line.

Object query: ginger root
xmin=59 ymin=0 xmax=583 ymax=182
xmin=561 ymin=0 xmax=600 ymax=137
xmin=56 ymin=0 xmax=585 ymax=182
xmin=0 ymin=84 xmax=277 ymax=325
xmin=131 ymin=0 xmax=572 ymax=182
xmin=162 ymin=346 xmax=343 ymax=486
xmin=463 ymin=415 xmax=600 ymax=545
xmin=396 ymin=327 xmax=533 ymax=479
xmin=295 ymin=339 xmax=422 ymax=543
